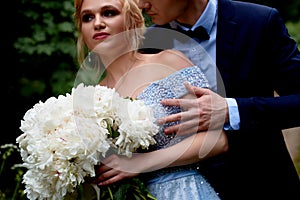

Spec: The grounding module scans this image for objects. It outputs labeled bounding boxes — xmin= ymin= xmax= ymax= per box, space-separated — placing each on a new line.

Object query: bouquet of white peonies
xmin=16 ymin=83 xmax=159 ymax=200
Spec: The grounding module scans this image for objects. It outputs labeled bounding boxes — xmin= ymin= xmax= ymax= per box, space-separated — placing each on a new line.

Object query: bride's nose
xmin=94 ymin=14 xmax=105 ymax=30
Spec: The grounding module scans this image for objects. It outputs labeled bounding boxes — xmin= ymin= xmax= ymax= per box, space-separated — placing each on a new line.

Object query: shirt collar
xmin=169 ymin=0 xmax=217 ymax=34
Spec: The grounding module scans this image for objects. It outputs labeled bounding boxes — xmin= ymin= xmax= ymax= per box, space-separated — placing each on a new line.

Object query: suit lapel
xmin=216 ymin=0 xmax=237 ymax=96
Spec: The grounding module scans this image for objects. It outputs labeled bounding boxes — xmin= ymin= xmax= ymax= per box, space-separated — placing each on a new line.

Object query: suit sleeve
xmin=235 ymin=8 xmax=300 ymax=131
xmin=236 ymin=94 xmax=300 ymax=131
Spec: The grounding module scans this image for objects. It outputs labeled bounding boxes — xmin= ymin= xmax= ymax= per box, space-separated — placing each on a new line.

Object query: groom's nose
xmin=138 ymin=0 xmax=151 ymax=10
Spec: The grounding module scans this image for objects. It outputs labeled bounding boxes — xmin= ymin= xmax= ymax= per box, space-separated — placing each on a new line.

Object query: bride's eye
xmin=82 ymin=14 xmax=94 ymax=23
xmin=102 ymin=9 xmax=120 ymax=17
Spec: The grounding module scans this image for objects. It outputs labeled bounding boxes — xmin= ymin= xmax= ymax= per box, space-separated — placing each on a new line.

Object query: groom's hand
xmin=158 ymin=83 xmax=229 ymax=136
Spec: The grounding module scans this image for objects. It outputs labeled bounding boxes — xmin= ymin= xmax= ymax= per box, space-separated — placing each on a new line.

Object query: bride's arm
xmin=95 ymin=129 xmax=228 ymax=186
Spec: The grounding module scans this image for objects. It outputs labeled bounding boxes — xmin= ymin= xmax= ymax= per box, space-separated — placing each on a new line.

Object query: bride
xmin=73 ymin=0 xmax=228 ymax=199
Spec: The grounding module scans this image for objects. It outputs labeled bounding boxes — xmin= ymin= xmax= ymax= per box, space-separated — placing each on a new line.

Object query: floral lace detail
xmin=137 ymin=65 xmax=210 ymax=150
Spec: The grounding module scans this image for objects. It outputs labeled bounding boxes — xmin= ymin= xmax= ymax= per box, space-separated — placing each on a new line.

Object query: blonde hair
xmin=74 ymin=0 xmax=145 ymax=65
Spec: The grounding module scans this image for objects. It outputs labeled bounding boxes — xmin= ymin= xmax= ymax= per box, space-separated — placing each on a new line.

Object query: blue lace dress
xmin=137 ymin=66 xmax=221 ymax=200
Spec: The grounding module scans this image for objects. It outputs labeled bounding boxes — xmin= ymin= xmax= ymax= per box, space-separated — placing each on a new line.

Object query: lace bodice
xmin=137 ymin=65 xmax=210 ymax=150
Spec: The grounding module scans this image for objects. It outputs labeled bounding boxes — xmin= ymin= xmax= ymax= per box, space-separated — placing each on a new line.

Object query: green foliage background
xmin=1 ymin=0 xmax=300 ymax=199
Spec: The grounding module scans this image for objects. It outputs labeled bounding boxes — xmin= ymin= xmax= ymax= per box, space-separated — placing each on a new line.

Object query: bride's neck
xmin=102 ymin=52 xmax=138 ymax=88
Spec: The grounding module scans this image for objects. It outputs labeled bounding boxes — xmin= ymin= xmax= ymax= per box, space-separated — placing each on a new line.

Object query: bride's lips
xmin=93 ymin=32 xmax=110 ymax=40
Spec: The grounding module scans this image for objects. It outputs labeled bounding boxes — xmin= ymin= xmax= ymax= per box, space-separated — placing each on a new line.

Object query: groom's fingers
xmin=161 ymin=98 xmax=197 ymax=112
xmin=186 ymin=84 xmax=210 ymax=97
xmin=160 ymin=98 xmax=182 ymax=106
xmin=160 ymin=111 xmax=202 ymax=135
xmin=164 ymin=120 xmax=200 ymax=136
xmin=183 ymin=82 xmax=195 ymax=94
xmin=157 ymin=112 xmax=182 ymax=125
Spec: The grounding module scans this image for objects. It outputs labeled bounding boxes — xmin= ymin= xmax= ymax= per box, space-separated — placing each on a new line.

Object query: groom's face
xmin=138 ymin=0 xmax=188 ymax=25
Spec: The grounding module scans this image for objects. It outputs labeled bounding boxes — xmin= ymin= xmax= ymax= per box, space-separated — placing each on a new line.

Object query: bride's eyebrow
xmin=101 ymin=5 xmax=120 ymax=11
xmin=80 ymin=9 xmax=92 ymax=18
xmin=80 ymin=5 xmax=121 ymax=16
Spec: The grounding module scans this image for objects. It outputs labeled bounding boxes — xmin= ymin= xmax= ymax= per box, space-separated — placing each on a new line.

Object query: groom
xmin=138 ymin=0 xmax=300 ymax=199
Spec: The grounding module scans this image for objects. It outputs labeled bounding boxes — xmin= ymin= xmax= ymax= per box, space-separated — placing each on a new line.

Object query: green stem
xmin=0 ymin=159 xmax=6 ymax=175
xmin=11 ymin=178 xmax=21 ymax=200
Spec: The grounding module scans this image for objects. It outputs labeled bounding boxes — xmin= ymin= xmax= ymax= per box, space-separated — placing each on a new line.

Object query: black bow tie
xmin=175 ymin=26 xmax=210 ymax=41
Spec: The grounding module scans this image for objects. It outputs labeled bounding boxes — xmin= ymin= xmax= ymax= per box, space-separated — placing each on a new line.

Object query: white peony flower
xmin=16 ymin=83 xmax=158 ymax=200
xmin=116 ymin=99 xmax=159 ymax=157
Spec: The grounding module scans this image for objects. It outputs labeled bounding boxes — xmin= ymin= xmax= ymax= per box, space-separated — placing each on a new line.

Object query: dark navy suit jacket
xmin=141 ymin=0 xmax=300 ymax=199
xmin=213 ymin=0 xmax=300 ymax=199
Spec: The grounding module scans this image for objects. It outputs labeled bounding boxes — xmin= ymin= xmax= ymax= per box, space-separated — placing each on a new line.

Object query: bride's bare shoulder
xmin=149 ymin=49 xmax=194 ymax=69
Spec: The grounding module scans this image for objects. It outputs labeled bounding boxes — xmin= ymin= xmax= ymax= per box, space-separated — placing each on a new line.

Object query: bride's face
xmin=80 ymin=0 xmax=126 ymax=51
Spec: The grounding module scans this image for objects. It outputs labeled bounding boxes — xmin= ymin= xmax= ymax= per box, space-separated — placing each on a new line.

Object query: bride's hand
xmin=94 ymin=154 xmax=140 ymax=186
